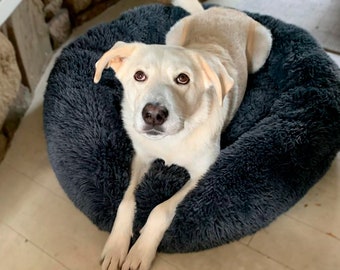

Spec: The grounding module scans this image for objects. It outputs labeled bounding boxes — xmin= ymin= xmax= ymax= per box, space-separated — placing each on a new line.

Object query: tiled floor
xmin=0 ymin=0 xmax=339 ymax=269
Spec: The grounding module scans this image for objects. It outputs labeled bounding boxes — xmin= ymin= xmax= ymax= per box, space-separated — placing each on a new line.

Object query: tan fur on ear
xmin=246 ymin=21 xmax=273 ymax=73
xmin=94 ymin=41 xmax=137 ymax=83
xmin=197 ymin=55 xmax=234 ymax=106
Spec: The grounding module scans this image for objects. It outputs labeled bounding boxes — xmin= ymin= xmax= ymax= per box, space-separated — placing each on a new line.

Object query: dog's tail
xmin=171 ymin=0 xmax=204 ymax=14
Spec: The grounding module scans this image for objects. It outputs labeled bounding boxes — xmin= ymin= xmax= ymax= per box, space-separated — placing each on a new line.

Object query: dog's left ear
xmin=197 ymin=55 xmax=234 ymax=106
xmin=246 ymin=21 xmax=273 ymax=73
xmin=94 ymin=41 xmax=138 ymax=83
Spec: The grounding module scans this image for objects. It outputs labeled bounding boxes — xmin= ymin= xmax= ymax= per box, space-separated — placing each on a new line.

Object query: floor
xmin=0 ymin=1 xmax=339 ymax=269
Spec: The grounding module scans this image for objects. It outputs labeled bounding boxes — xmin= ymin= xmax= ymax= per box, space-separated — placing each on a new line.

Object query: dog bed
xmin=43 ymin=4 xmax=340 ymax=253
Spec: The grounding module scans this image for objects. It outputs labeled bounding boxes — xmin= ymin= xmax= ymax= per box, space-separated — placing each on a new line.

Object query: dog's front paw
xmin=100 ymin=234 xmax=131 ymax=270
xmin=121 ymin=239 xmax=157 ymax=270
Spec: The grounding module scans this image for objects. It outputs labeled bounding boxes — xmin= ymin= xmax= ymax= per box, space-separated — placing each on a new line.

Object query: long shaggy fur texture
xmin=44 ymin=4 xmax=340 ymax=253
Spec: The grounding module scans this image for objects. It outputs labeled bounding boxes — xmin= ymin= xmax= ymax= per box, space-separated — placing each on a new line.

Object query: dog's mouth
xmin=146 ymin=130 xmax=163 ymax=136
xmin=141 ymin=126 xmax=166 ymax=139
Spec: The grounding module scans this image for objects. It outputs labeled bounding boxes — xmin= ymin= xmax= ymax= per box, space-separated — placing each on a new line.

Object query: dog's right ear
xmin=94 ymin=41 xmax=137 ymax=83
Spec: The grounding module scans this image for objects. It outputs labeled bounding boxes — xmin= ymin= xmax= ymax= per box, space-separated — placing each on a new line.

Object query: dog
xmin=94 ymin=1 xmax=272 ymax=269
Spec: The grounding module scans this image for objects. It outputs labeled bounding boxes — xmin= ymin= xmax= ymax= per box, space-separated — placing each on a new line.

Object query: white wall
xmin=0 ymin=0 xmax=22 ymax=26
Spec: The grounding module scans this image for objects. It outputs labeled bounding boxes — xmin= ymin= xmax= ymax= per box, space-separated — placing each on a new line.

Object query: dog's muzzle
xmin=141 ymin=103 xmax=168 ymax=136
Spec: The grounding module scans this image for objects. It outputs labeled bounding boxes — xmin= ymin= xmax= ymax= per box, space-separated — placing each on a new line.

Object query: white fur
xmin=93 ymin=1 xmax=273 ymax=269
xmin=172 ymin=0 xmax=204 ymax=14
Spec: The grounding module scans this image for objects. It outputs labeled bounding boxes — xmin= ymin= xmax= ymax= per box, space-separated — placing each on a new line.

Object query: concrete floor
xmin=0 ymin=1 xmax=339 ymax=270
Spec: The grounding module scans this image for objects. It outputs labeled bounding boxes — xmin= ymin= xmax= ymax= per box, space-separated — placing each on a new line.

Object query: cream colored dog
xmin=94 ymin=1 xmax=272 ymax=269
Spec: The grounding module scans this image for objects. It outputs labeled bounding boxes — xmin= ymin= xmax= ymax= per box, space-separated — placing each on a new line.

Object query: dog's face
xmin=94 ymin=42 xmax=234 ymax=139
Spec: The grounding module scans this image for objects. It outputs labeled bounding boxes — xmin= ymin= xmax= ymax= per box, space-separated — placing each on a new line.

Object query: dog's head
xmin=94 ymin=42 xmax=233 ymax=139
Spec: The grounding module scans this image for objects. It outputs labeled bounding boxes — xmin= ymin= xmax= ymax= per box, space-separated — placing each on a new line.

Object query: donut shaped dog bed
xmin=44 ymin=4 xmax=340 ymax=253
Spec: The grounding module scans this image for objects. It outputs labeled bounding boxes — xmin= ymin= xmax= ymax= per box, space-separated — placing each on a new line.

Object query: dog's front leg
xmin=101 ymin=155 xmax=149 ymax=270
xmin=121 ymin=175 xmax=201 ymax=270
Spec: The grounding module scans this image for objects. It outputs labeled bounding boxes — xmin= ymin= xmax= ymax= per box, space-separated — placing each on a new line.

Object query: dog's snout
xmin=142 ymin=103 xmax=169 ymax=126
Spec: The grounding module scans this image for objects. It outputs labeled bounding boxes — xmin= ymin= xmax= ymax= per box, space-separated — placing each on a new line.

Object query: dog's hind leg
xmin=172 ymin=0 xmax=204 ymax=14
xmin=101 ymin=155 xmax=150 ymax=270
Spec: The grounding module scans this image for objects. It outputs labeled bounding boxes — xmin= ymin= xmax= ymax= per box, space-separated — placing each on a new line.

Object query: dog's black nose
xmin=142 ymin=103 xmax=169 ymax=126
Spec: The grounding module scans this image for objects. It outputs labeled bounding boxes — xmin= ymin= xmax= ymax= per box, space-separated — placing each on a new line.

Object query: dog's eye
xmin=175 ymin=73 xmax=190 ymax=85
xmin=134 ymin=70 xmax=147 ymax=82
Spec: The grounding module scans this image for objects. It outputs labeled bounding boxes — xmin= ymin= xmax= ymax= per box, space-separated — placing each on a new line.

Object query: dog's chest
xmin=133 ymin=135 xmax=219 ymax=176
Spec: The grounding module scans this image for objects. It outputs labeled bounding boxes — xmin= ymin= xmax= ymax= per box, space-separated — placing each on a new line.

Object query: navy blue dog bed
xmin=43 ymin=4 xmax=340 ymax=253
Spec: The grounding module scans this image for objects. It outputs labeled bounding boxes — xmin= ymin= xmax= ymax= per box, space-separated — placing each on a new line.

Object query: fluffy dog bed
xmin=43 ymin=4 xmax=340 ymax=252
